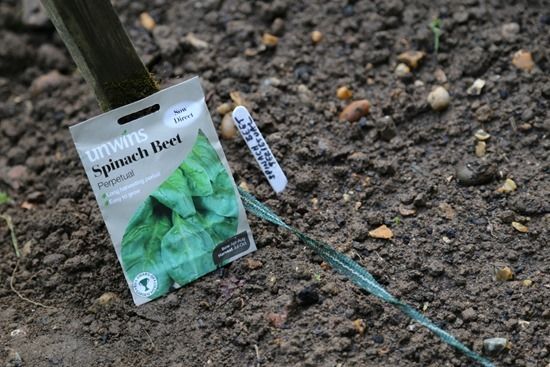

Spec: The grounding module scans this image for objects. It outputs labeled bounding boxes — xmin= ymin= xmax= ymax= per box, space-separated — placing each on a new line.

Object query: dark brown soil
xmin=1 ymin=0 xmax=549 ymax=366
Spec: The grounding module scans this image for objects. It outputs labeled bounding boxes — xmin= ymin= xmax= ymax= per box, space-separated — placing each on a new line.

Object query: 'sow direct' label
xmin=232 ymin=106 xmax=287 ymax=193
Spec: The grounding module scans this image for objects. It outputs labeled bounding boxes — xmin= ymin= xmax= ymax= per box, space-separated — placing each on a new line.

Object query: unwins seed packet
xmin=70 ymin=77 xmax=256 ymax=305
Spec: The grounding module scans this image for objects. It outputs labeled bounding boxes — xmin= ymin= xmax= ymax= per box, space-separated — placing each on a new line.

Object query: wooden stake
xmin=40 ymin=0 xmax=159 ymax=111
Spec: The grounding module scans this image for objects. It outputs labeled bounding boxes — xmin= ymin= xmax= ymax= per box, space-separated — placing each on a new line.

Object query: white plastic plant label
xmin=232 ymin=106 xmax=287 ymax=193
xmin=70 ymin=77 xmax=256 ymax=305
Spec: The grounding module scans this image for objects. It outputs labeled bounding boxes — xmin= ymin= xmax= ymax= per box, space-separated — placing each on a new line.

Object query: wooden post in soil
xmin=40 ymin=0 xmax=159 ymax=111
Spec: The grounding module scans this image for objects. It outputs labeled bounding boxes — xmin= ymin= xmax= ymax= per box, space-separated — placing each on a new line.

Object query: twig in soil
xmin=2 ymin=214 xmax=56 ymax=309
xmin=1 ymin=214 xmax=20 ymax=257
xmin=10 ymin=260 xmax=56 ymax=310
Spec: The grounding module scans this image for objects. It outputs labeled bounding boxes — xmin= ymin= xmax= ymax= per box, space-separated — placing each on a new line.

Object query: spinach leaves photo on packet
xmin=120 ymin=131 xmax=238 ymax=299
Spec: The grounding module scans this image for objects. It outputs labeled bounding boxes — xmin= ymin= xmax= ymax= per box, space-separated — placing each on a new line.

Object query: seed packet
xmin=70 ymin=77 xmax=256 ymax=305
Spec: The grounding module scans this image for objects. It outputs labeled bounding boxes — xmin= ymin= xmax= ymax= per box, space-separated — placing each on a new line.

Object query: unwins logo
xmin=84 ymin=128 xmax=148 ymax=162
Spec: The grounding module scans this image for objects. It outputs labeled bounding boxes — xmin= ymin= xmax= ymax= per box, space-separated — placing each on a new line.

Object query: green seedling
xmin=429 ymin=18 xmax=442 ymax=53
xmin=0 ymin=192 xmax=9 ymax=205
xmin=392 ymin=216 xmax=402 ymax=226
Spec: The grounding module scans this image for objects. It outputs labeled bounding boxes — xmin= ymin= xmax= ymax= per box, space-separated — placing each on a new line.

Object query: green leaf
xmin=161 ymin=212 xmax=217 ymax=285
xmin=187 ymin=132 xmax=225 ymax=181
xmin=0 ymin=192 xmax=9 ymax=205
xmin=186 ymin=211 xmax=238 ymax=244
xmin=194 ymin=170 xmax=238 ymax=218
xmin=179 ymin=159 xmax=213 ymax=196
xmin=121 ymin=197 xmax=173 ymax=299
xmin=151 ymin=168 xmax=196 ymax=218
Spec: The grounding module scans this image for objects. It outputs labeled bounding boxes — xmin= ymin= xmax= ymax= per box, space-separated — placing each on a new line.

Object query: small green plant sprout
xmin=429 ymin=18 xmax=442 ymax=53
xmin=313 ymin=273 xmax=322 ymax=282
xmin=392 ymin=216 xmax=402 ymax=226
xmin=0 ymin=191 xmax=9 ymax=205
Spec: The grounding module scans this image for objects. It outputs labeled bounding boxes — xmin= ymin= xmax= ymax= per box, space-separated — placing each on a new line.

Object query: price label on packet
xmin=232 ymin=106 xmax=287 ymax=193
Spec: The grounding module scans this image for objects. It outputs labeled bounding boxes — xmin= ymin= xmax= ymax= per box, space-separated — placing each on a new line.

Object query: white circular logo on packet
xmin=132 ymin=272 xmax=158 ymax=298
xmin=163 ymin=101 xmax=202 ymax=129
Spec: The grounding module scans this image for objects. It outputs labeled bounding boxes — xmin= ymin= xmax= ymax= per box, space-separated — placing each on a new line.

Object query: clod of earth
xmin=455 ymin=160 xmax=496 ymax=186
xmin=339 ymin=99 xmax=370 ymax=122
xmin=483 ymin=337 xmax=509 ymax=355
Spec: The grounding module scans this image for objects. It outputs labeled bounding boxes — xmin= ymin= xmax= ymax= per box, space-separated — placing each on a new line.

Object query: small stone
xmin=296 ymin=286 xmax=319 ymax=306
xmin=311 ymin=30 xmax=323 ymax=44
xmin=339 ymin=100 xmax=370 ymax=122
xmin=97 ymin=292 xmax=118 ymax=306
xmin=246 ymin=258 xmax=263 ymax=270
xmin=271 ymin=18 xmax=285 ymax=36
xmin=376 ymin=116 xmax=397 ymax=142
xmin=394 ymin=63 xmax=411 ymax=78
xmin=229 ymin=91 xmax=250 ymax=109
xmin=220 ymin=113 xmax=237 ymax=139
xmin=397 ymin=50 xmax=425 ymax=69
xmin=456 ymin=160 xmax=496 ymax=186
xmin=512 ymin=50 xmax=535 ymax=71
xmin=475 ymin=141 xmax=486 ymax=157
xmin=30 ymin=70 xmax=69 ymax=96
xmin=501 ymin=22 xmax=520 ymax=41
xmin=216 ymin=102 xmax=233 ymax=115
xmin=427 ymin=86 xmax=450 ymax=111
xmin=262 ymin=33 xmax=279 ymax=47
xmin=474 ymin=129 xmax=491 ymax=141
xmin=511 ymin=221 xmax=528 ymax=233
xmin=398 ymin=205 xmax=416 ymax=217
xmin=517 ymin=123 xmax=532 ymax=131
xmin=368 ymin=225 xmax=393 ymax=239
xmin=139 ymin=12 xmax=156 ymax=30
xmin=522 ymin=279 xmax=533 ymax=287
xmin=22 ymin=0 xmax=49 ymax=27
xmin=467 ymin=79 xmax=486 ymax=96
xmin=353 ymin=319 xmax=366 ymax=336
xmin=496 ymin=178 xmax=517 ymax=194
xmin=336 ymin=86 xmax=353 ymax=100
xmin=483 ymin=337 xmax=509 ymax=355
xmin=495 ymin=266 xmax=514 ymax=281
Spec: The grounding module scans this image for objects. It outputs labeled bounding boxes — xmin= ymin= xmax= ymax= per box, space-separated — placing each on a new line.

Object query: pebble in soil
xmin=427 ymin=86 xmax=450 ymax=111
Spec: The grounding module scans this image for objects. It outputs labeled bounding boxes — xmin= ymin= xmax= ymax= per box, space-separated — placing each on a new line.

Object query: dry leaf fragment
xmin=475 ymin=141 xmax=486 ymax=157
xmin=512 ymin=221 xmax=528 ymax=233
xmin=20 ymin=201 xmax=35 ymax=210
xmin=229 ymin=91 xmax=249 ymax=108
xmin=267 ymin=312 xmax=287 ymax=328
xmin=246 ymin=258 xmax=263 ymax=270
xmin=368 ymin=225 xmax=393 ymax=239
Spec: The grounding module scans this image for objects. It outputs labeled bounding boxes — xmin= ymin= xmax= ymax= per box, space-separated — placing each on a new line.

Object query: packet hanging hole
xmin=70 ymin=77 xmax=256 ymax=305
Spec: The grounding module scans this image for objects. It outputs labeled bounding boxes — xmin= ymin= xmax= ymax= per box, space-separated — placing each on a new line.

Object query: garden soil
xmin=0 ymin=0 xmax=549 ymax=366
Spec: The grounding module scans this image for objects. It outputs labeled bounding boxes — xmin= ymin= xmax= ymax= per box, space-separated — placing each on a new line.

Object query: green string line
xmin=238 ymin=188 xmax=495 ymax=367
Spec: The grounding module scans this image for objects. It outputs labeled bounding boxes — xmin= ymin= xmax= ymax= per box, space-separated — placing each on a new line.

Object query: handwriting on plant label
xmin=232 ymin=106 xmax=287 ymax=193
